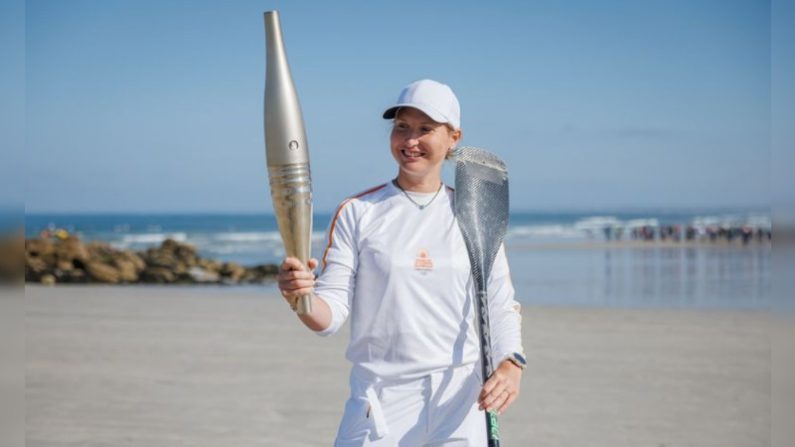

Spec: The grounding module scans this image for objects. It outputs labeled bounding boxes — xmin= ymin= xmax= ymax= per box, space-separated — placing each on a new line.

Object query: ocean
xmin=25 ymin=210 xmax=771 ymax=310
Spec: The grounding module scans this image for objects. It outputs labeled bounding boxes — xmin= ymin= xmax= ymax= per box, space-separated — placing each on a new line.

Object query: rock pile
xmin=0 ymin=231 xmax=24 ymax=284
xmin=24 ymin=236 xmax=279 ymax=285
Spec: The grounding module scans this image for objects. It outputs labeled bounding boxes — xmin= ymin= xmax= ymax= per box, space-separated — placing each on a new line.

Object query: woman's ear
xmin=451 ymin=128 xmax=462 ymax=144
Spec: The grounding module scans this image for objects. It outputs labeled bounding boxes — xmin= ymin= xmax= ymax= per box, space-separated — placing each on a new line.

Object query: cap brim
xmin=382 ymin=106 xmax=400 ymax=120
xmin=381 ymin=103 xmax=448 ymax=125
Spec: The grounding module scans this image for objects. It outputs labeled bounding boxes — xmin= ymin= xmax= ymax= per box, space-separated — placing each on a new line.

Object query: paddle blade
xmin=453 ymin=146 xmax=509 ymax=291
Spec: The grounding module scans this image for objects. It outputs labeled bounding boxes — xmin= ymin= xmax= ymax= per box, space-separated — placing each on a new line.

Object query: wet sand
xmin=27 ymin=286 xmax=770 ymax=446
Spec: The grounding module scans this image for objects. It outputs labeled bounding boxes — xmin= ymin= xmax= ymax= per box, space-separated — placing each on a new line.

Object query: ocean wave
xmin=507 ymin=225 xmax=584 ymax=239
xmin=691 ymin=214 xmax=771 ymax=229
xmin=623 ymin=218 xmax=660 ymax=228
xmin=746 ymin=215 xmax=771 ymax=229
xmin=573 ymin=216 xmax=622 ymax=231
xmin=209 ymin=231 xmax=326 ymax=243
xmin=212 ymin=232 xmax=283 ymax=243
xmin=202 ymin=245 xmax=285 ymax=255
xmin=117 ymin=232 xmax=188 ymax=246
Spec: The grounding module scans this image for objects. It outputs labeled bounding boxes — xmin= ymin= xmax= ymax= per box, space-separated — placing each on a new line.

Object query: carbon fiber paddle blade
xmin=453 ymin=147 xmax=509 ymax=292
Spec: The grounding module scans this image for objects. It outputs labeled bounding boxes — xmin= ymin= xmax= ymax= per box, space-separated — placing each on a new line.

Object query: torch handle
xmin=296 ymin=294 xmax=312 ymax=315
xmin=267 ymin=164 xmax=313 ymax=316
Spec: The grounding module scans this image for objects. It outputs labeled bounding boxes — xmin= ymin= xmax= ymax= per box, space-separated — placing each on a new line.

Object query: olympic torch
xmin=263 ymin=10 xmax=313 ymax=314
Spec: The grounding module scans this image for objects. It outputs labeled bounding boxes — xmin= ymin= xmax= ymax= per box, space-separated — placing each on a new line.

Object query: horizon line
xmin=23 ymin=205 xmax=772 ymax=216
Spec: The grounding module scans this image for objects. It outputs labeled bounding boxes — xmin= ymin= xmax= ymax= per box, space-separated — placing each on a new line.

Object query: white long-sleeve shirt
xmin=314 ymin=181 xmax=523 ymax=379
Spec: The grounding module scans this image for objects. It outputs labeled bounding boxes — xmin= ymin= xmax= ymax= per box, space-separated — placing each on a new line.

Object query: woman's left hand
xmin=478 ymin=359 xmax=522 ymax=415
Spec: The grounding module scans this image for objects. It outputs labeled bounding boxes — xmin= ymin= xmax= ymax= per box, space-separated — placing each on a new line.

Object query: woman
xmin=278 ymin=79 xmax=524 ymax=446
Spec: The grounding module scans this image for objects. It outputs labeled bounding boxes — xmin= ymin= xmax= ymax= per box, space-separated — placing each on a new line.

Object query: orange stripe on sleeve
xmin=321 ymin=183 xmax=387 ymax=271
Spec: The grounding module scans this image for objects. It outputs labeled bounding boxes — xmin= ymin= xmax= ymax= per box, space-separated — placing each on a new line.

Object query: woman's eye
xmin=421 ymin=126 xmax=434 ymax=133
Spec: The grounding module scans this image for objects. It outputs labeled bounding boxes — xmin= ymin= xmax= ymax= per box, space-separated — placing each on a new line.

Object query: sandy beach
xmin=27 ymin=286 xmax=770 ymax=446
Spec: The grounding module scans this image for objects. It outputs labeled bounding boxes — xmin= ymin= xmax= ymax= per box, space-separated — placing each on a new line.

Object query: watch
xmin=505 ymin=352 xmax=527 ymax=370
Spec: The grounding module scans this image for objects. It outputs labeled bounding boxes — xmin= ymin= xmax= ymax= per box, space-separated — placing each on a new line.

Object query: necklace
xmin=393 ymin=179 xmax=443 ymax=210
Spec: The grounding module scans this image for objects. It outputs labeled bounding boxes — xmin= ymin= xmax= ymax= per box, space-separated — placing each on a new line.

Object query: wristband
xmin=505 ymin=352 xmax=527 ymax=370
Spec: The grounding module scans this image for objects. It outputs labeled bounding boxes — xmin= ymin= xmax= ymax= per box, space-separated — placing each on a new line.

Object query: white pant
xmin=334 ymin=363 xmax=486 ymax=446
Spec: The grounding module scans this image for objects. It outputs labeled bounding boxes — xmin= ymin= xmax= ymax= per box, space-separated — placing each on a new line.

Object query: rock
xmin=255 ymin=264 xmax=279 ymax=276
xmin=24 ymin=238 xmax=55 ymax=282
xmin=198 ymin=258 xmax=222 ymax=273
xmin=56 ymin=260 xmax=74 ymax=272
xmin=161 ymin=238 xmax=182 ymax=252
xmin=176 ymin=248 xmax=198 ymax=267
xmin=25 ymin=256 xmax=48 ymax=282
xmin=59 ymin=269 xmax=87 ymax=283
xmin=40 ymin=274 xmax=56 ymax=286
xmin=121 ymin=250 xmax=146 ymax=271
xmin=114 ymin=259 xmax=139 ymax=282
xmin=220 ymin=262 xmax=245 ymax=282
xmin=141 ymin=240 xmax=197 ymax=275
xmin=86 ymin=240 xmax=116 ymax=263
xmin=244 ymin=264 xmax=280 ymax=283
xmin=188 ymin=266 xmax=219 ymax=283
xmin=55 ymin=236 xmax=89 ymax=265
xmin=26 ymin=238 xmax=55 ymax=261
xmin=85 ymin=262 xmax=121 ymax=284
xmin=140 ymin=267 xmax=175 ymax=284
xmin=101 ymin=249 xmax=145 ymax=281
xmin=240 ymin=270 xmax=256 ymax=283
xmin=86 ymin=241 xmax=123 ymax=265
xmin=23 ymin=234 xmax=278 ymax=287
xmin=239 ymin=264 xmax=279 ymax=284
xmin=0 ymin=232 xmax=24 ymax=283
xmin=143 ymin=249 xmax=175 ymax=269
xmin=156 ymin=239 xmax=198 ymax=266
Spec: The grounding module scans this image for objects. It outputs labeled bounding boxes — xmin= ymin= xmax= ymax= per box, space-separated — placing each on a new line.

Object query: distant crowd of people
xmin=601 ymin=224 xmax=771 ymax=244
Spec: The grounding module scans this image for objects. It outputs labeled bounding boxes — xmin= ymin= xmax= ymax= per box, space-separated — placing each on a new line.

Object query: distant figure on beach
xmin=38 ymin=227 xmax=70 ymax=240
xmin=277 ymin=79 xmax=524 ymax=445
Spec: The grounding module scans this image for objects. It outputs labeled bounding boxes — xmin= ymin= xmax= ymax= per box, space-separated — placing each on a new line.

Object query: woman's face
xmin=390 ymin=107 xmax=461 ymax=183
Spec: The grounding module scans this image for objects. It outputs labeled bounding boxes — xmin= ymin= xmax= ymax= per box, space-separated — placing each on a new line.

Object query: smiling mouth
xmin=401 ymin=149 xmax=426 ymax=158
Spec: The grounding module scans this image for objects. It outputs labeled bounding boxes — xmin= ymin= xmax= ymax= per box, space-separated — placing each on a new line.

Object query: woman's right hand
xmin=277 ymin=257 xmax=318 ymax=310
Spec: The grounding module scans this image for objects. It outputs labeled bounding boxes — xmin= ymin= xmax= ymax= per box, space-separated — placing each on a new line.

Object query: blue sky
xmin=1 ymin=0 xmax=25 ymax=212
xmin=14 ymin=0 xmax=772 ymax=213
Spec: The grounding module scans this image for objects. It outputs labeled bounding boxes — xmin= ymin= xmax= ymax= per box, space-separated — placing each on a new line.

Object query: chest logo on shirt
xmin=414 ymin=249 xmax=434 ymax=271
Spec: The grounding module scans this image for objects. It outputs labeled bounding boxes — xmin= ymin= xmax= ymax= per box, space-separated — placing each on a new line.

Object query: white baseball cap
xmin=382 ymin=79 xmax=461 ymax=130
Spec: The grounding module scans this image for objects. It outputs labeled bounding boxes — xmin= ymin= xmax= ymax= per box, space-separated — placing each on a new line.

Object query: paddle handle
xmin=476 ymin=290 xmax=502 ymax=445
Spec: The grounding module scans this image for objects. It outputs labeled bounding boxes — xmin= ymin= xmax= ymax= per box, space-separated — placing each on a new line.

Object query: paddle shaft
xmin=476 ymin=289 xmax=501 ymax=446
